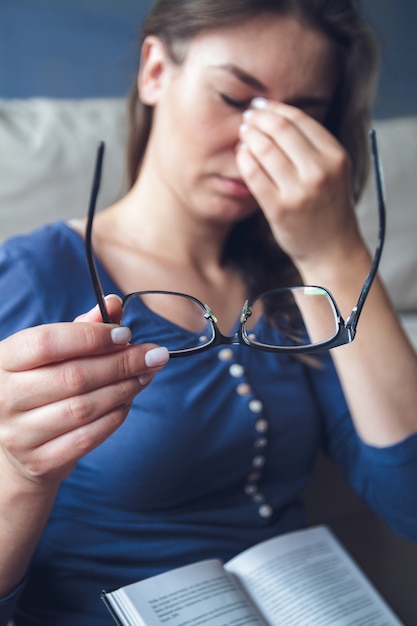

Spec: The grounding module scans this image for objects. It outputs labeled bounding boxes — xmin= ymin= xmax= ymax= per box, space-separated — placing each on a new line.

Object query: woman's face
xmin=139 ymin=12 xmax=339 ymax=226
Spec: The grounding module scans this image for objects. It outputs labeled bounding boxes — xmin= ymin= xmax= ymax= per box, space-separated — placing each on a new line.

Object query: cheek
xmin=156 ymin=90 xmax=241 ymax=170
xmin=177 ymin=90 xmax=241 ymax=152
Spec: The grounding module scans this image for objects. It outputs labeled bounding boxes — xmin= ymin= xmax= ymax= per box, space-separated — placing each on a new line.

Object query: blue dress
xmin=1 ymin=223 xmax=417 ymax=626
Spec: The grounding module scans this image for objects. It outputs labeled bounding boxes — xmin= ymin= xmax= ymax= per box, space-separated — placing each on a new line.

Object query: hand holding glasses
xmin=85 ymin=131 xmax=385 ymax=357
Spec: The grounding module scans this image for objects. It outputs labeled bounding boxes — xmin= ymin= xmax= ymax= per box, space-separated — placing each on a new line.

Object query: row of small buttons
xmin=218 ymin=348 xmax=273 ymax=520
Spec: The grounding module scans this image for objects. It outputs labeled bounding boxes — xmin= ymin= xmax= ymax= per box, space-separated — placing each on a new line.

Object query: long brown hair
xmin=126 ymin=0 xmax=379 ymax=296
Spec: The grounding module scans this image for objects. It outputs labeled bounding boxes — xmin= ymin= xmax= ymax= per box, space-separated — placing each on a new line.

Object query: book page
xmin=104 ymin=559 xmax=265 ymax=626
xmin=225 ymin=526 xmax=403 ymax=626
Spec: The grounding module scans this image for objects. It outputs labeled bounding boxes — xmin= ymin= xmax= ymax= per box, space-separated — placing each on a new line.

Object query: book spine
xmin=101 ymin=592 xmax=126 ymax=626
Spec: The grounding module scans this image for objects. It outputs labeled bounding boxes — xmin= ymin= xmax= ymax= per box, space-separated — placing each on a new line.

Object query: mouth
xmin=218 ymin=176 xmax=252 ymax=199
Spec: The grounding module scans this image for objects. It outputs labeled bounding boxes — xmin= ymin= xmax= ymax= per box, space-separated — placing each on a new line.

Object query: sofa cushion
xmin=0 ymin=98 xmax=127 ymax=240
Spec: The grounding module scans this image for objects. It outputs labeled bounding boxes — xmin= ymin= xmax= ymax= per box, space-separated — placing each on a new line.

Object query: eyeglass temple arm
xmin=346 ymin=129 xmax=386 ymax=336
xmin=85 ymin=141 xmax=112 ymax=323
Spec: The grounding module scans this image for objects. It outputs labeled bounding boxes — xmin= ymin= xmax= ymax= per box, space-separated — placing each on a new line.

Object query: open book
xmin=101 ymin=525 xmax=402 ymax=626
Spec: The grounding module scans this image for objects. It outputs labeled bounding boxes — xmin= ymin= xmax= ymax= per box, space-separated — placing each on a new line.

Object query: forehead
xmin=181 ymin=13 xmax=338 ymax=100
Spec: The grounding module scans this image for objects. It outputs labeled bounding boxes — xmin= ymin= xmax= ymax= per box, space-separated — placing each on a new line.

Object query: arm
xmin=236 ymin=100 xmax=417 ymax=447
xmin=306 ymin=246 xmax=417 ymax=446
xmin=0 ymin=296 xmax=169 ymax=597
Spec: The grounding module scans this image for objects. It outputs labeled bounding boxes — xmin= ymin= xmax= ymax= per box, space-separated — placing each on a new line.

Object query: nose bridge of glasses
xmin=204 ymin=302 xmax=247 ymax=346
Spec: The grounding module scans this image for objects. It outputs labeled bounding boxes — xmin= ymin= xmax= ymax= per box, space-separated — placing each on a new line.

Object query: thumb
xmin=74 ymin=295 xmax=123 ymax=324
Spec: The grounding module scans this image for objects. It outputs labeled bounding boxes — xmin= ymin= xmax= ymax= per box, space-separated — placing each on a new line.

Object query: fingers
xmin=240 ymin=107 xmax=315 ymax=186
xmin=7 ymin=341 xmax=168 ymax=412
xmin=241 ymin=98 xmax=341 ymax=153
xmin=0 ymin=297 xmax=169 ymax=412
xmin=3 ymin=377 xmax=144 ymax=450
xmin=0 ymin=318 xmax=132 ymax=372
xmin=235 ymin=98 xmax=355 ymax=259
xmin=0 ymin=314 xmax=170 ymax=482
xmin=25 ymin=405 xmax=134 ymax=477
xmin=237 ymin=99 xmax=347 ymax=198
xmin=235 ymin=98 xmax=359 ymax=275
xmin=1 ymin=399 xmax=137 ymax=481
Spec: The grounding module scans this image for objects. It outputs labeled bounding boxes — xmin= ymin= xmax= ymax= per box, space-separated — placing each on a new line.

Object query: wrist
xmin=0 ymin=453 xmax=60 ymax=597
xmin=296 ymin=235 xmax=372 ymax=293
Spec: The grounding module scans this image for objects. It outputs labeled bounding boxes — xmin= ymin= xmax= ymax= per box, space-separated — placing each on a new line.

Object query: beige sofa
xmin=1 ymin=99 xmax=417 ymax=623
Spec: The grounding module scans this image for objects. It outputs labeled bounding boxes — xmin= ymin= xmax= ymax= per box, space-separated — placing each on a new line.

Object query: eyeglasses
xmin=85 ymin=130 xmax=385 ymax=357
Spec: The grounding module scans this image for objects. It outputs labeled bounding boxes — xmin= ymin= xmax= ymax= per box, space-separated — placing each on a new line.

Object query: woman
xmin=1 ymin=0 xmax=417 ymax=624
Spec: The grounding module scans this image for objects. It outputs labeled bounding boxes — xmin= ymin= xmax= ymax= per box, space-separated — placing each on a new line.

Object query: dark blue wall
xmin=360 ymin=0 xmax=417 ymax=118
xmin=0 ymin=0 xmax=153 ymax=99
xmin=0 ymin=0 xmax=416 ymax=119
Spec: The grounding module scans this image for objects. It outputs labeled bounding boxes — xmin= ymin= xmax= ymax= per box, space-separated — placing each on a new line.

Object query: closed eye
xmin=220 ymin=94 xmax=252 ymax=110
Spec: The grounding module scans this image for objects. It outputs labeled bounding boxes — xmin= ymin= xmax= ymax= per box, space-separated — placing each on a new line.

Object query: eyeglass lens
xmin=123 ymin=293 xmax=215 ymax=352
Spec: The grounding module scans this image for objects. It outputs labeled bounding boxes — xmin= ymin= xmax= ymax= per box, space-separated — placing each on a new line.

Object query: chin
xmin=206 ymin=195 xmax=258 ymax=224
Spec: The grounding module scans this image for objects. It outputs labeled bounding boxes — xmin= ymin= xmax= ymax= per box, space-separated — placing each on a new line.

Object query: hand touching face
xmin=236 ymin=98 xmax=362 ymax=275
xmin=138 ymin=13 xmax=343 ymax=229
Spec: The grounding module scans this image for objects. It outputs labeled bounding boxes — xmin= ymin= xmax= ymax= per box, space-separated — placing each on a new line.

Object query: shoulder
xmin=0 ymin=221 xmax=87 ymax=294
xmin=0 ymin=222 xmax=95 ymax=337
xmin=1 ymin=220 xmax=82 ymax=262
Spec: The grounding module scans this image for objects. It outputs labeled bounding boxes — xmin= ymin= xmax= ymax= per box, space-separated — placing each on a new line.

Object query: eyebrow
xmin=213 ymin=63 xmax=268 ymax=92
xmin=213 ymin=63 xmax=332 ymax=110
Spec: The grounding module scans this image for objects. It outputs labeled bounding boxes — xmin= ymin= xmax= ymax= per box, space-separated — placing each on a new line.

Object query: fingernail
xmin=105 ymin=294 xmax=123 ymax=305
xmin=251 ymin=97 xmax=268 ymax=109
xmin=145 ymin=346 xmax=170 ymax=367
xmin=111 ymin=326 xmax=132 ymax=345
xmin=138 ymin=373 xmax=154 ymax=386
xmin=242 ymin=109 xmax=254 ymax=121
xmin=239 ymin=122 xmax=249 ymax=135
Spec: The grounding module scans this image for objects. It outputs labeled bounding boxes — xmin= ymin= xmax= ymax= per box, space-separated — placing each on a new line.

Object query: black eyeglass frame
xmin=85 ymin=130 xmax=386 ymax=356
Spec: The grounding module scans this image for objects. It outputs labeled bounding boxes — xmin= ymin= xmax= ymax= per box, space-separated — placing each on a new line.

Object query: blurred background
xmin=0 ymin=0 xmax=416 ymax=119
